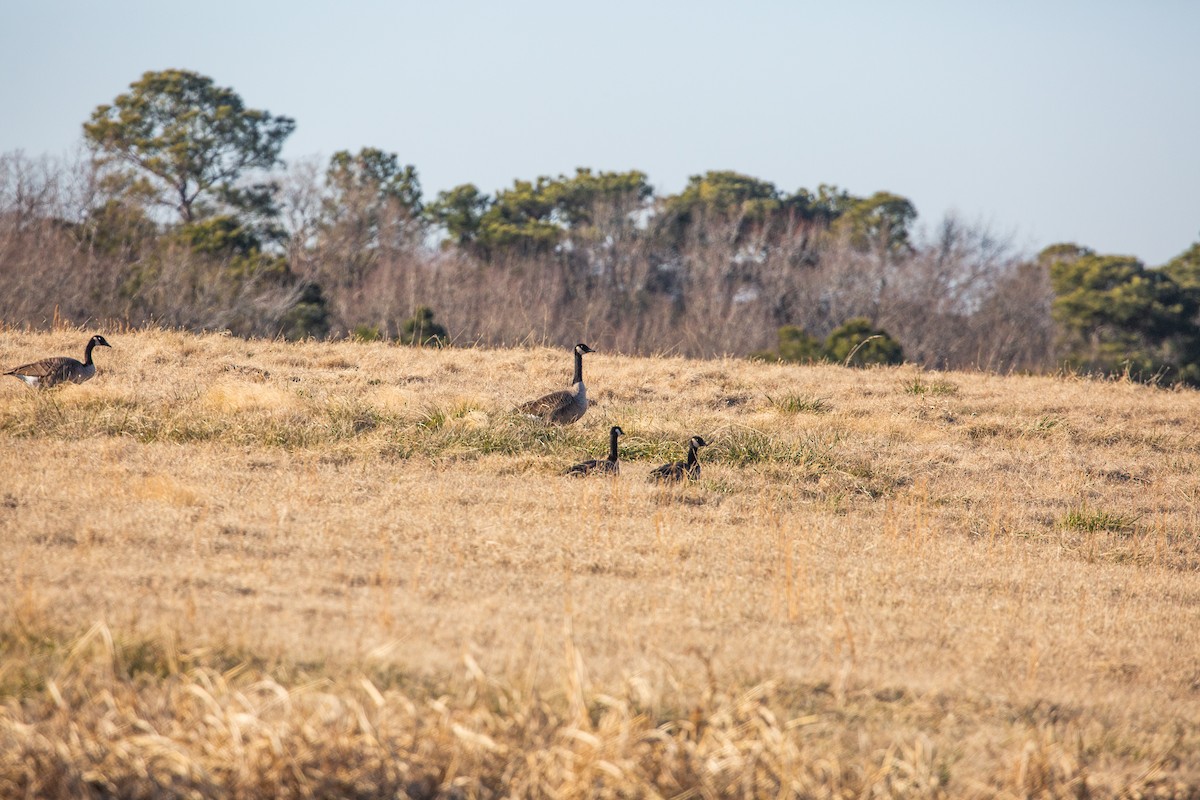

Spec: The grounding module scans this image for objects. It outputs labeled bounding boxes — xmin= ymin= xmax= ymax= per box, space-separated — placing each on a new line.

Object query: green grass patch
xmin=1059 ymin=507 xmax=1139 ymax=533
xmin=1029 ymin=415 xmax=1067 ymax=435
xmin=766 ymin=393 xmax=832 ymax=414
xmin=902 ymin=374 xmax=960 ymax=396
xmin=714 ymin=427 xmax=841 ymax=469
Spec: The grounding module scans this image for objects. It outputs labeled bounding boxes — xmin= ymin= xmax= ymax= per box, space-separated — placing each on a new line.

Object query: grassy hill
xmin=1 ymin=328 xmax=1198 ymax=797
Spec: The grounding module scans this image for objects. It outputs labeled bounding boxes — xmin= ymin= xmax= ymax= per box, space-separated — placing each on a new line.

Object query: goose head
xmin=689 ymin=436 xmax=709 ymax=450
xmin=611 ymin=425 xmax=625 ymax=437
xmin=574 ymin=343 xmax=595 ymax=356
xmin=90 ymin=335 xmax=112 ymax=349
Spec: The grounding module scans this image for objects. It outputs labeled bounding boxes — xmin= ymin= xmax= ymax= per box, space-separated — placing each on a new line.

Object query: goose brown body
xmin=519 ymin=343 xmax=594 ymax=424
xmin=650 ymin=435 xmax=709 ymax=482
xmin=5 ymin=335 xmax=112 ymax=388
xmin=565 ymin=426 xmax=624 ymax=476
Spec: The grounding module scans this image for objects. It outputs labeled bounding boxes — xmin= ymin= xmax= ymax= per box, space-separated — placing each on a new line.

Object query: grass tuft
xmin=902 ymin=373 xmax=960 ymax=396
xmin=767 ymin=393 xmax=832 ymax=414
xmin=1059 ymin=507 xmax=1139 ymax=533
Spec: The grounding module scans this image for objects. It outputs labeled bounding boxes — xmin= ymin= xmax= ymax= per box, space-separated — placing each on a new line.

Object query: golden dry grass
xmin=2 ymin=328 xmax=1200 ymax=798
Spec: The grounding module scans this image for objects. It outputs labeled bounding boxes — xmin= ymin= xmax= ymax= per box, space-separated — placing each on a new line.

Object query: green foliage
xmin=468 ymin=169 xmax=653 ymax=256
xmin=170 ymin=215 xmax=287 ymax=280
xmin=401 ymin=306 xmax=448 ymax=347
xmin=755 ymin=319 xmax=903 ymax=367
xmin=477 ymin=178 xmax=563 ymax=254
xmin=318 ymin=148 xmax=425 ymax=285
xmin=323 ymin=149 xmax=423 ymax=250
xmin=782 ymin=184 xmax=856 ymax=225
xmin=1162 ymin=241 xmax=1200 ymax=385
xmin=659 ymin=170 xmax=781 ymax=246
xmin=1046 ymin=247 xmax=1200 ymax=384
xmin=83 ymin=69 xmax=295 ymax=224
xmin=776 ymin=325 xmax=825 ymax=363
xmin=352 ymin=325 xmax=383 ymax=342
xmin=278 ymin=283 xmax=331 ymax=341
xmin=1161 ymin=241 xmax=1200 ymax=290
xmin=825 ymin=318 xmax=904 ymax=366
xmin=1038 ymin=242 xmax=1094 ymax=266
xmin=830 ymin=192 xmax=917 ymax=253
xmin=326 ymin=148 xmax=422 ymax=216
xmin=541 ymin=167 xmax=652 ymax=228
xmin=426 ymin=184 xmax=491 ymax=248
xmin=659 ymin=172 xmax=859 ymax=249
xmin=1050 ymin=253 xmax=1193 ymax=338
xmin=666 ymin=170 xmax=782 ymax=223
xmin=175 ymin=215 xmax=263 ymax=257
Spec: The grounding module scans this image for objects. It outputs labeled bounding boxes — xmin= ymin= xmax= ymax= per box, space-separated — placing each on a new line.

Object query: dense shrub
xmin=825 ymin=318 xmax=904 ymax=366
xmin=755 ymin=319 xmax=903 ymax=367
xmin=401 ymin=306 xmax=448 ymax=347
xmin=278 ymin=283 xmax=331 ymax=340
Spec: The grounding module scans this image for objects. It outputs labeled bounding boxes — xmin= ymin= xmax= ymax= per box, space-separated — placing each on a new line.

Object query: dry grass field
xmin=1 ymin=327 xmax=1199 ymax=798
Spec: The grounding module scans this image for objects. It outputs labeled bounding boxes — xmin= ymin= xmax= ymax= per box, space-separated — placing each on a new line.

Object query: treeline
xmin=2 ymin=69 xmax=1199 ymax=383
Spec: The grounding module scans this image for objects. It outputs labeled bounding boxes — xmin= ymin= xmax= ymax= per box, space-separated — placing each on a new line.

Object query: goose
xmin=4 ymin=335 xmax=112 ymax=388
xmin=518 ymin=343 xmax=594 ymax=424
xmin=650 ymin=435 xmax=709 ymax=482
xmin=564 ymin=426 xmax=625 ymax=476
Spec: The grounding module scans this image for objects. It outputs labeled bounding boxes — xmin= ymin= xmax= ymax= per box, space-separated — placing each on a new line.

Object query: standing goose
xmin=564 ymin=426 xmax=625 ymax=476
xmin=519 ymin=343 xmax=594 ymax=424
xmin=650 ymin=435 xmax=709 ymax=482
xmin=4 ymin=335 xmax=112 ymax=388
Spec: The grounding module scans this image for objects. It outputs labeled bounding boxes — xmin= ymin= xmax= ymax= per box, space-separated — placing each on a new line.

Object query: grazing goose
xmin=650 ymin=435 xmax=709 ymax=482
xmin=564 ymin=426 xmax=625 ymax=476
xmin=4 ymin=335 xmax=112 ymax=388
xmin=519 ymin=343 xmax=594 ymax=424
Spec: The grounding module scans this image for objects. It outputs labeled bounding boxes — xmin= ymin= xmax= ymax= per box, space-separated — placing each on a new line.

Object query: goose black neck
xmin=608 ymin=429 xmax=620 ymax=461
xmin=572 ymin=348 xmax=584 ymax=385
xmin=686 ymin=444 xmax=700 ymax=467
xmin=83 ymin=339 xmax=96 ymax=366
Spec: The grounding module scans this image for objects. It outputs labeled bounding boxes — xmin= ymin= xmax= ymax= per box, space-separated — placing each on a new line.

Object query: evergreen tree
xmin=84 ymin=69 xmax=295 ymax=225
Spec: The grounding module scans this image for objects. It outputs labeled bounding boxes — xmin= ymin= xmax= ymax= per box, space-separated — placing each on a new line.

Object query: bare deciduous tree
xmin=2 ymin=149 xmax=1061 ymax=375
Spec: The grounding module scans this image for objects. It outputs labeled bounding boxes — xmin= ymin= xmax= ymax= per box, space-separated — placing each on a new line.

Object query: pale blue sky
xmin=3 ymin=1 xmax=1197 ymax=264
